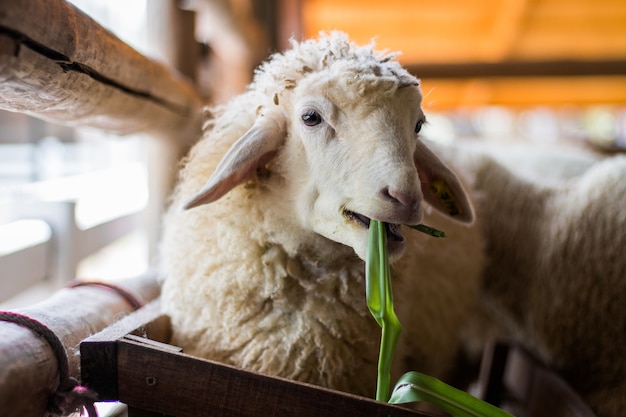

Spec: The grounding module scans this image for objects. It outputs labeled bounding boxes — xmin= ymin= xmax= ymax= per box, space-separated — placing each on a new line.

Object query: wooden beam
xmin=407 ymin=59 xmax=626 ymax=79
xmin=479 ymin=0 xmax=530 ymax=60
xmin=278 ymin=0 xmax=304 ymax=51
xmin=117 ymin=339 xmax=428 ymax=417
xmin=420 ymin=76 xmax=626 ymax=109
xmin=80 ymin=300 xmax=172 ymax=400
xmin=0 ymin=0 xmax=203 ymax=139
xmin=0 ymin=240 xmax=50 ymax=300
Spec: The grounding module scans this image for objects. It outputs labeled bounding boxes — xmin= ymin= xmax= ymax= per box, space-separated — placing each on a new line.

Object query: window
xmin=0 ymin=1 xmax=151 ymax=308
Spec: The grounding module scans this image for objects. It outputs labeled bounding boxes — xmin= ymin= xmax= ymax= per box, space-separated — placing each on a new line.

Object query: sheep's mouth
xmin=343 ymin=210 xmax=404 ymax=242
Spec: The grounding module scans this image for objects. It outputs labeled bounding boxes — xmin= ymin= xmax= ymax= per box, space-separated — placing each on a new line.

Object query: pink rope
xmin=0 ymin=311 xmax=98 ymax=417
xmin=66 ymin=280 xmax=144 ymax=311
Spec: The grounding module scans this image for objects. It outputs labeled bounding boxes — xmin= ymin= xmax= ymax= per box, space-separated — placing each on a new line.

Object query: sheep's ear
xmin=414 ymin=140 xmax=474 ymax=223
xmin=183 ymin=108 xmax=286 ymax=210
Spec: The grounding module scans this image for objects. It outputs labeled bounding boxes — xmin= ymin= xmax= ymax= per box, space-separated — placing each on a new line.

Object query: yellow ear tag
xmin=429 ymin=180 xmax=463 ymax=217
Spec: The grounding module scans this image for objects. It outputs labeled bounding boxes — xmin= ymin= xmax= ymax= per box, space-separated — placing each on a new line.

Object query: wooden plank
xmin=0 ymin=237 xmax=50 ymax=302
xmin=81 ymin=300 xmax=429 ymax=416
xmin=420 ymin=76 xmax=626 ymax=109
xmin=406 ymin=59 xmax=626 ymax=79
xmin=503 ymin=346 xmax=597 ymax=417
xmin=302 ymin=0 xmax=626 ymax=64
xmin=0 ymin=0 xmax=202 ymax=139
xmin=116 ymin=338 xmax=429 ymax=417
xmin=82 ymin=302 xmax=428 ymax=416
xmin=475 ymin=341 xmax=598 ymax=417
xmin=80 ymin=300 xmax=169 ymax=400
xmin=479 ymin=0 xmax=529 ymax=61
xmin=78 ymin=211 xmax=143 ymax=260
xmin=0 ymin=271 xmax=160 ymax=417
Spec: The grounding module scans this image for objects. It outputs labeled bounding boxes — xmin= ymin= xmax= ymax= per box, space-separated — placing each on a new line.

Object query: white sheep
xmin=160 ymin=32 xmax=482 ymax=398
xmin=434 ymin=142 xmax=626 ymax=417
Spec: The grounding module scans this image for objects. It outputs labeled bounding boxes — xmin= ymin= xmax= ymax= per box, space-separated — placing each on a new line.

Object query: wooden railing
xmin=0 ymin=0 xmax=202 ymax=138
xmin=0 ymin=1 xmax=203 ymax=415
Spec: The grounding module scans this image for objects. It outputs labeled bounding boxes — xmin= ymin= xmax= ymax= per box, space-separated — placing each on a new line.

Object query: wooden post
xmin=144 ymin=0 xmax=202 ymax=264
xmin=0 ymin=272 xmax=160 ymax=417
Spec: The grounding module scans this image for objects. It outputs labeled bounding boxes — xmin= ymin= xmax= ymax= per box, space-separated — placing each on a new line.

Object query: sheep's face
xmin=284 ymin=73 xmax=428 ymax=260
xmin=183 ymin=47 xmax=473 ymax=262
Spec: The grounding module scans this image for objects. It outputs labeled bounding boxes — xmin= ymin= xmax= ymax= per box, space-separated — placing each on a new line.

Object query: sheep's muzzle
xmin=343 ymin=210 xmax=404 ymax=242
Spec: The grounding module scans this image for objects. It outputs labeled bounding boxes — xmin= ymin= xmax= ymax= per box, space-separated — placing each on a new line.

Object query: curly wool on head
xmin=252 ymin=32 xmax=419 ymax=98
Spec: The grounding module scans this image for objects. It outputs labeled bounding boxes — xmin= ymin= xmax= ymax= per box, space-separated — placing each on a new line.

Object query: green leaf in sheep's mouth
xmin=344 ymin=209 xmax=404 ymax=241
xmin=344 ymin=207 xmax=446 ymax=240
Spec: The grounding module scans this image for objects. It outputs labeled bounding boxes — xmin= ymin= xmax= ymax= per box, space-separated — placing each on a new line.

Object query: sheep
xmin=434 ymin=142 xmax=626 ymax=417
xmin=159 ymin=31 xmax=482 ymax=398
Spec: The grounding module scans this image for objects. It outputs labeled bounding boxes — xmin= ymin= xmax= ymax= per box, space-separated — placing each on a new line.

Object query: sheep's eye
xmin=302 ymin=110 xmax=323 ymax=127
xmin=415 ymin=119 xmax=424 ymax=134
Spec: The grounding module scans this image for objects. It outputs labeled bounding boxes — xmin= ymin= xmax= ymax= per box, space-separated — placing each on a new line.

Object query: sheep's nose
xmin=380 ymin=186 xmax=420 ymax=210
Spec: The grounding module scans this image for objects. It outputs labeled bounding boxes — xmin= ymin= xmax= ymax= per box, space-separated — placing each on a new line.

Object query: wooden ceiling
xmin=299 ymin=0 xmax=626 ymax=109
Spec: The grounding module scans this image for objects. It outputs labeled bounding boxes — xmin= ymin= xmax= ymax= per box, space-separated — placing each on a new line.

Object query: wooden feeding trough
xmin=80 ymin=300 xmax=598 ymax=417
xmin=80 ymin=300 xmax=431 ymax=417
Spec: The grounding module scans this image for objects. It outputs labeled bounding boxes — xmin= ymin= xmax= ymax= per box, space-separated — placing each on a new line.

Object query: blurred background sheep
xmin=435 ymin=142 xmax=626 ymax=417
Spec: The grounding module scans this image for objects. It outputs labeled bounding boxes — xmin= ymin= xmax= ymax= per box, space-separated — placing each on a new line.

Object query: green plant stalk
xmin=366 ymin=220 xmax=402 ymax=402
xmin=407 ymin=223 xmax=446 ymax=238
xmin=365 ymin=221 xmax=513 ymax=417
